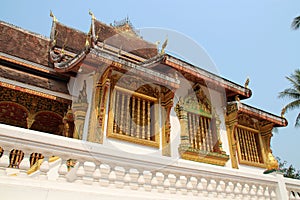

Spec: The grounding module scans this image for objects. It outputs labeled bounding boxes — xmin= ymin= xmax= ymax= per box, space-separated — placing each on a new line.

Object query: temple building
xmin=0 ymin=12 xmax=299 ymax=199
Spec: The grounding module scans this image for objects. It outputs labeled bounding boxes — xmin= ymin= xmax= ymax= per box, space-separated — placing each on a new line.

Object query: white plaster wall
xmin=68 ymin=72 xmax=94 ymax=141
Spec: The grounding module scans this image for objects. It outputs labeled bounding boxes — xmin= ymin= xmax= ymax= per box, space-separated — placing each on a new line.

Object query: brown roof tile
xmin=54 ymin=23 xmax=87 ymax=54
xmin=94 ymin=20 xmax=158 ymax=59
xmin=0 ymin=21 xmax=50 ymax=67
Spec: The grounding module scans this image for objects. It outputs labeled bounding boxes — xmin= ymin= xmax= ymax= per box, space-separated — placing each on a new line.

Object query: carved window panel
xmin=235 ymin=126 xmax=264 ymax=167
xmin=176 ymin=84 xmax=229 ymax=166
xmin=108 ymin=86 xmax=159 ymax=147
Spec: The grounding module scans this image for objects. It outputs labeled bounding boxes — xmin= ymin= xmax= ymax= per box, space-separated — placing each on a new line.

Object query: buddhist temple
xmin=0 ymin=12 xmax=299 ymax=199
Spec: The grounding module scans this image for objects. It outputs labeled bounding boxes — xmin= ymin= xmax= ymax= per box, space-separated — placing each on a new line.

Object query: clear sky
xmin=1 ymin=0 xmax=300 ymax=169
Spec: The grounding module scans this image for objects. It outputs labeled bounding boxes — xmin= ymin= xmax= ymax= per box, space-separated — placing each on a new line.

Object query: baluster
xmin=252 ymin=134 xmax=260 ymax=163
xmin=93 ymin=167 xmax=101 ymax=184
xmin=207 ymin=179 xmax=217 ymax=198
xmin=195 ymin=117 xmax=200 ymax=150
xmin=167 ymin=174 xmax=177 ymax=194
xmin=131 ymin=96 xmax=136 ymax=137
xmin=18 ymin=152 xmax=30 ymax=178
xmin=203 ymin=117 xmax=208 ymax=151
xmin=192 ymin=114 xmax=197 ymax=149
xmin=143 ymin=171 xmax=152 ymax=191
xmin=188 ymin=113 xmax=194 ymax=148
xmin=99 ymin=163 xmax=110 ymax=187
xmin=82 ymin=161 xmax=96 ymax=185
xmin=156 ymin=172 xmax=165 ymax=193
xmin=200 ymin=117 xmax=205 ymax=150
xmin=246 ymin=130 xmax=254 ymax=162
xmin=237 ymin=129 xmax=244 ymax=160
xmin=39 ymin=161 xmax=50 ymax=180
xmin=119 ymin=93 xmax=125 ymax=134
xmin=114 ymin=166 xmax=125 ymax=188
xmin=197 ymin=178 xmax=208 ymax=197
xmin=136 ymin=98 xmax=141 ymax=138
xmin=58 ymin=161 xmax=68 ymax=182
xmin=142 ymin=100 xmax=146 ymax=139
xmin=113 ymin=91 xmax=120 ymax=133
xmin=208 ymin=118 xmax=213 ymax=152
xmin=241 ymin=129 xmax=248 ymax=161
xmin=189 ymin=177 xmax=198 ymax=196
xmin=126 ymin=95 xmax=130 ymax=136
xmin=147 ymin=101 xmax=151 ymax=140
xmin=129 ymin=168 xmax=139 ymax=190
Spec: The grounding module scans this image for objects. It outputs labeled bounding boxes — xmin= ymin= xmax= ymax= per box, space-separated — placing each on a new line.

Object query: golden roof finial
xmin=160 ymin=36 xmax=168 ymax=54
xmin=89 ymin=10 xmax=96 ymax=20
xmin=85 ymin=37 xmax=90 ymax=47
xmin=244 ymin=76 xmax=250 ymax=89
xmin=50 ymin=10 xmax=57 ymax=22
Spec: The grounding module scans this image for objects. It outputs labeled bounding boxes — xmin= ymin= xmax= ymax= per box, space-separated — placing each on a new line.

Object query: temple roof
xmin=0 ymin=21 xmax=50 ymax=67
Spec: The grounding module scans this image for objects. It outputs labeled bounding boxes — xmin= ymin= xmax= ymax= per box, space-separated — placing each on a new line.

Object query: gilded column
xmin=260 ymin=122 xmax=278 ymax=171
xmin=225 ymin=103 xmax=239 ymax=169
xmin=175 ymin=98 xmax=190 ymax=150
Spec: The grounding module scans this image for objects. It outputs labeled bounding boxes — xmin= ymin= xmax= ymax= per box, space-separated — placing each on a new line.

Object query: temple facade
xmin=0 ymin=13 xmax=299 ymax=199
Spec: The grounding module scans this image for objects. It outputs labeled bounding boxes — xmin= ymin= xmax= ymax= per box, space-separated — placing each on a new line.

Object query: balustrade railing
xmin=0 ymin=123 xmax=299 ymax=199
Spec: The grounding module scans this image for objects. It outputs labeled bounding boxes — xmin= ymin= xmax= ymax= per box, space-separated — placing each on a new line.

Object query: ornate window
xmin=107 ymin=74 xmax=160 ymax=148
xmin=234 ymin=114 xmax=265 ymax=167
xmin=175 ymin=84 xmax=229 ymax=166
xmin=235 ymin=126 xmax=263 ymax=165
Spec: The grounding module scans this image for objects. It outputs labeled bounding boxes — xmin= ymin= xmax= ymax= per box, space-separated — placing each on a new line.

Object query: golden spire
xmin=50 ymin=10 xmax=57 ymax=22
xmin=244 ymin=76 xmax=250 ymax=89
xmin=89 ymin=10 xmax=96 ymax=20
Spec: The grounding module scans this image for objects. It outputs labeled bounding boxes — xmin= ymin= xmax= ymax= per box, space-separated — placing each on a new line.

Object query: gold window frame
xmin=107 ymin=86 xmax=160 ymax=148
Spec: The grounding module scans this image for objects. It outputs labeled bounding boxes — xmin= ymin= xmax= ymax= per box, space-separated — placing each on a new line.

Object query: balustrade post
xmin=83 ymin=161 xmax=96 ymax=185
xmin=156 ymin=172 xmax=164 ymax=193
xmin=114 ymin=166 xmax=125 ymax=188
xmin=167 ymin=174 xmax=177 ymax=194
xmin=272 ymin=171 xmax=288 ymax=200
xmin=58 ymin=161 xmax=68 ymax=182
xmin=143 ymin=171 xmax=152 ymax=191
xmin=129 ymin=168 xmax=139 ymax=190
xmin=100 ymin=163 xmax=110 ymax=186
xmin=39 ymin=161 xmax=49 ymax=180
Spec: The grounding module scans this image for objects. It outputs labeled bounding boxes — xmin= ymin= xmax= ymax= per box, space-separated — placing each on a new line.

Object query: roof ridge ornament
xmin=89 ymin=10 xmax=96 ymax=20
xmin=160 ymin=36 xmax=168 ymax=55
xmin=50 ymin=10 xmax=58 ymax=22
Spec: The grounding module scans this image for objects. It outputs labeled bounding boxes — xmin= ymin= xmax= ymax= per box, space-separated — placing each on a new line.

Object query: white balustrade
xmin=0 ymin=124 xmax=299 ymax=199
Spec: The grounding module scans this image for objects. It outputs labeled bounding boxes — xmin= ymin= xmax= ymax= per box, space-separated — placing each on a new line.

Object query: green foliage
xmin=277 ymin=157 xmax=300 ymax=180
xmin=278 ymin=69 xmax=300 ymax=127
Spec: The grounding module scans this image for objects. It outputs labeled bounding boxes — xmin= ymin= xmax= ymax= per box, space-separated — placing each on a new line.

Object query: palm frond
xmin=278 ymin=89 xmax=300 ymax=100
xmin=282 ymin=100 xmax=300 ymax=114
xmin=291 ymin=16 xmax=300 ymax=30
xmin=295 ymin=113 xmax=300 ymax=127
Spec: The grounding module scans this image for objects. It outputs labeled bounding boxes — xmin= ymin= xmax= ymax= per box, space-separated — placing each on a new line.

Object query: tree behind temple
xmin=278 ymin=69 xmax=300 ymax=127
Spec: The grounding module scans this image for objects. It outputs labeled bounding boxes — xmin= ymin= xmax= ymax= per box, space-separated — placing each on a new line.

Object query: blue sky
xmin=1 ymin=0 xmax=300 ymax=169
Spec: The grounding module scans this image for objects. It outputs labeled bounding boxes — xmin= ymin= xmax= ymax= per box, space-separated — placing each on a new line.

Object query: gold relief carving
xmin=225 ymin=106 xmax=239 ymax=169
xmin=0 ymin=86 xmax=70 ymax=117
xmin=161 ymin=88 xmax=174 ymax=156
xmin=238 ymin=113 xmax=259 ymax=130
xmin=178 ymin=147 xmax=229 ymax=166
xmin=62 ymin=107 xmax=75 ymax=138
xmin=87 ymin=72 xmax=109 ymax=143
